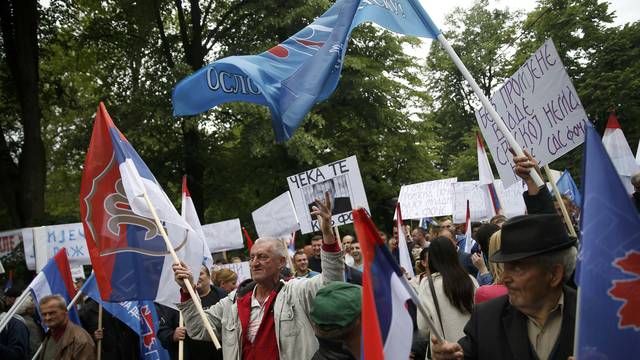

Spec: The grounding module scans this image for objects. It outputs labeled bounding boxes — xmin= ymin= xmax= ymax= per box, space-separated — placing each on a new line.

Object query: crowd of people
xmin=1 ymin=152 xmax=637 ymax=360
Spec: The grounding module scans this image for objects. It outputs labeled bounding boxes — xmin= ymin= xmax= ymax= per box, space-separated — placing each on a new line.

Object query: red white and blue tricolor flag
xmin=575 ymin=124 xmax=640 ymax=357
xmin=172 ymin=0 xmax=441 ymax=142
xmin=28 ymin=248 xmax=80 ymax=325
xmin=80 ymin=103 xmax=200 ymax=303
xmin=477 ymin=132 xmax=501 ymax=215
xmin=81 ymin=274 xmax=170 ymax=360
xmin=354 ymin=208 xmax=413 ymax=360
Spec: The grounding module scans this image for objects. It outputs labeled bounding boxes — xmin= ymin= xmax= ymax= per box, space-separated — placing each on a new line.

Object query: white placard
xmin=452 ymin=182 xmax=494 ymax=223
xmin=22 ymin=228 xmax=36 ymax=270
xmin=475 ymin=39 xmax=588 ymax=188
xmin=494 ymin=180 xmax=527 ymax=219
xmin=215 ymin=261 xmax=251 ymax=285
xmin=252 ymin=192 xmax=300 ymax=238
xmin=0 ymin=229 xmax=23 ymax=259
xmin=202 ymin=219 xmax=244 ymax=252
xmin=34 ymin=222 xmax=92 ymax=271
xmin=397 ymin=178 xmax=457 ymax=219
xmin=287 ymin=156 xmax=370 ymax=234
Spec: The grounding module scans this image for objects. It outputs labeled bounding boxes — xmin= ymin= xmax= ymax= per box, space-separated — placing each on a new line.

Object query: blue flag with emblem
xmin=172 ymin=0 xmax=441 ymax=142
xmin=556 ymin=169 xmax=582 ymax=207
xmin=81 ymin=274 xmax=170 ymax=360
xmin=575 ymin=124 xmax=640 ymax=358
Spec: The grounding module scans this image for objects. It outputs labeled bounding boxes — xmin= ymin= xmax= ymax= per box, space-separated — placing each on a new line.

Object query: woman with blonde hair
xmin=213 ymin=268 xmax=238 ymax=293
xmin=473 ymin=230 xmax=508 ymax=303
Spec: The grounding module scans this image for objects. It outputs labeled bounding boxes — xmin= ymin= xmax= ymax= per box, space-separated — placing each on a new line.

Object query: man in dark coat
xmin=79 ymin=298 xmax=139 ymax=360
xmin=157 ymin=265 xmax=227 ymax=360
xmin=431 ymin=214 xmax=578 ymax=360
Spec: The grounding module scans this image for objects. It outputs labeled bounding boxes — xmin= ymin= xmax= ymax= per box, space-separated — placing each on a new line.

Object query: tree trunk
xmin=0 ymin=0 xmax=46 ymax=227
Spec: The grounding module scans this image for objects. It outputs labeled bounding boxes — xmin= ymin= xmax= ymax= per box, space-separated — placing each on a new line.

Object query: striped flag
xmin=395 ymin=203 xmax=415 ymax=278
xmin=477 ymin=132 xmax=501 ymax=215
xmin=602 ymin=113 xmax=640 ymax=194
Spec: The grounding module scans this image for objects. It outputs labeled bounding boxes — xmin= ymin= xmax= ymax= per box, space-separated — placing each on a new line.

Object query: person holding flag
xmin=172 ymin=191 xmax=344 ymax=360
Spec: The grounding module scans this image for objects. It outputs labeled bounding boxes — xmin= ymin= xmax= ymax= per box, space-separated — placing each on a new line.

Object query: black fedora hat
xmin=490 ymin=214 xmax=576 ymax=263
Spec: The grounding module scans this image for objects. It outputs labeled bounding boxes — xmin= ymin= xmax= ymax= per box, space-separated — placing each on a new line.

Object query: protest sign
xmin=22 ymin=228 xmax=36 ymax=270
xmin=452 ymin=182 xmax=493 ymax=223
xmin=0 ymin=229 xmax=23 ymax=260
xmin=215 ymin=261 xmax=251 ymax=284
xmin=33 ymin=222 xmax=91 ymax=271
xmin=252 ymin=191 xmax=300 ymax=238
xmin=476 ymin=39 xmax=588 ymax=188
xmin=494 ymin=180 xmax=527 ymax=218
xmin=202 ymin=219 xmax=244 ymax=252
xmin=287 ymin=156 xmax=369 ymax=234
xmin=397 ymin=178 xmax=457 ymax=219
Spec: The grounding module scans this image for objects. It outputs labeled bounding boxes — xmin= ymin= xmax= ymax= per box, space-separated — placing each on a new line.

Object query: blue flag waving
xmin=575 ymin=125 xmax=640 ymax=358
xmin=81 ymin=274 xmax=170 ymax=360
xmin=172 ymin=0 xmax=440 ymax=142
xmin=556 ymin=169 xmax=582 ymax=208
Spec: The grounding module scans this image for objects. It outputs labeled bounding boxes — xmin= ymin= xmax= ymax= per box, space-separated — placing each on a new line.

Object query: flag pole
xmin=179 ymin=311 xmax=184 ymax=360
xmin=141 ymin=192 xmax=221 ymax=350
xmin=543 ymin=166 xmax=578 ymax=237
xmin=436 ymin=34 xmax=545 ymax=188
xmin=97 ymin=304 xmax=103 ymax=360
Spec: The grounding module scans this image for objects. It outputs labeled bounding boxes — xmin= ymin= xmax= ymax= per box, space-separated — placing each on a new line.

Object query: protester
xmin=213 ymin=268 xmax=238 ymax=293
xmin=3 ymin=287 xmax=21 ymax=308
xmin=310 ymin=282 xmax=361 ymax=360
xmin=0 ymin=299 xmax=30 ymax=360
xmin=472 ymin=223 xmax=501 ymax=286
xmin=173 ymin=193 xmax=344 ymax=359
xmin=431 ymin=214 xmax=578 ymax=360
xmin=308 ymin=235 xmax=324 ymax=272
xmin=158 ymin=265 xmax=226 ymax=360
xmin=293 ymin=249 xmax=320 ymax=278
xmin=417 ymin=237 xmax=477 ymax=356
xmin=411 ymin=227 xmax=429 ymax=248
xmin=489 ymin=215 xmax=507 ymax=228
xmin=79 ymin=296 xmax=139 ymax=360
xmin=409 ymin=247 xmax=430 ymax=290
xmin=438 ymin=228 xmax=477 ymax=277
xmin=17 ymin=295 xmax=44 ymax=358
xmin=473 ymin=231 xmax=508 ymax=304
xmin=630 ymin=172 xmax=640 ymax=212
xmin=349 ymin=241 xmax=363 ymax=271
xmin=512 ymin=150 xmax=556 ymax=215
xmin=341 ymin=235 xmax=355 ymax=267
xmin=37 ymin=294 xmax=95 ymax=360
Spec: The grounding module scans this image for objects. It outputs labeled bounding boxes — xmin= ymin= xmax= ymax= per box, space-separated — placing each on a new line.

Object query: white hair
xmin=254 ymin=237 xmax=288 ymax=258
xmin=538 ymin=246 xmax=578 ymax=282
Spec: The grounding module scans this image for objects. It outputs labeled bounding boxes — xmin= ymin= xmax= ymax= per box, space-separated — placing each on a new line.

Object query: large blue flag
xmin=575 ymin=125 xmax=640 ymax=358
xmin=556 ymin=169 xmax=582 ymax=207
xmin=172 ymin=0 xmax=440 ymax=142
xmin=81 ymin=274 xmax=170 ymax=360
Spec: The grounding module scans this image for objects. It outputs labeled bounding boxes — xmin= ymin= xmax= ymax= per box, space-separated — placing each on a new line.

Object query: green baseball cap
xmin=310 ymin=282 xmax=362 ymax=329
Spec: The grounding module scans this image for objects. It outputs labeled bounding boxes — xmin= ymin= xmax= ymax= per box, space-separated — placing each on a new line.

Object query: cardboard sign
xmin=0 ymin=229 xmax=23 ymax=259
xmin=398 ymin=178 xmax=457 ymax=219
xmin=215 ymin=261 xmax=251 ymax=284
xmin=452 ymin=182 xmax=494 ymax=223
xmin=33 ymin=223 xmax=92 ymax=271
xmin=252 ymin=192 xmax=300 ymax=238
xmin=476 ymin=39 xmax=588 ymax=188
xmin=287 ymin=156 xmax=369 ymax=234
xmin=202 ymin=219 xmax=244 ymax=252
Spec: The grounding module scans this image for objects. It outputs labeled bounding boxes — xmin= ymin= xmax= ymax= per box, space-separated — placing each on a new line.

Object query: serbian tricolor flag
xmin=462 ymin=200 xmax=476 ymax=254
xmin=602 ymin=113 xmax=640 ymax=194
xmin=394 ymin=203 xmax=415 ymax=278
xmin=477 ymin=132 xmax=501 ymax=215
xmin=80 ymin=103 xmax=198 ymax=303
xmin=29 ymin=248 xmax=80 ymax=325
xmin=181 ymin=176 xmax=213 ymax=270
xmin=354 ymin=208 xmax=413 ymax=359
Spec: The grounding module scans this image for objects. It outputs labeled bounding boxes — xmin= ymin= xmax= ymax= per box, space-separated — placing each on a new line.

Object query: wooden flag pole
xmin=97 ymin=304 xmax=103 ymax=360
xmin=178 ymin=311 xmax=184 ymax=360
xmin=544 ymin=166 xmax=578 ymax=238
xmin=436 ymin=34 xmax=545 ymax=188
xmin=141 ymin=192 xmax=221 ymax=350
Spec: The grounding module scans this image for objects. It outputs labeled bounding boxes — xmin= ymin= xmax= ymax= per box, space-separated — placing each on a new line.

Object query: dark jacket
xmin=523 ymin=187 xmax=556 ymax=215
xmin=311 ymin=338 xmax=356 ymax=360
xmin=308 ymin=255 xmax=323 ymax=273
xmin=38 ymin=321 xmax=96 ymax=360
xmin=0 ymin=316 xmax=29 ymax=360
xmin=344 ymin=266 xmax=362 ymax=285
xmin=458 ymin=250 xmax=478 ymax=278
xmin=458 ymin=286 xmax=576 ymax=360
xmin=157 ymin=285 xmax=227 ymax=360
xmin=79 ymin=299 xmax=139 ymax=360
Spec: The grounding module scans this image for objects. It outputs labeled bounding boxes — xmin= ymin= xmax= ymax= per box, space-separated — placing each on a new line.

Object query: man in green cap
xmin=310 ymin=281 xmax=362 ymax=360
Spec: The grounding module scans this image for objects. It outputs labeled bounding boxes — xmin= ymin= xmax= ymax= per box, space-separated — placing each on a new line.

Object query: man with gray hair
xmin=432 ymin=214 xmax=578 ymax=360
xmin=37 ymin=294 xmax=95 ymax=360
xmin=173 ymin=192 xmax=344 ymax=359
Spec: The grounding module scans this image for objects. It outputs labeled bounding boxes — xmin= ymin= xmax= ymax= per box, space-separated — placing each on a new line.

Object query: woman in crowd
xmin=212 ymin=268 xmax=238 ymax=293
xmin=417 ymin=236 xmax=477 ymax=355
xmin=473 ymin=231 xmax=508 ymax=303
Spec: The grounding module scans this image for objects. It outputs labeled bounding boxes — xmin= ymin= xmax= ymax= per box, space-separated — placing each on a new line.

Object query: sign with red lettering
xmin=287 ymin=155 xmax=369 ymax=234
xmin=475 ymin=39 xmax=588 ymax=188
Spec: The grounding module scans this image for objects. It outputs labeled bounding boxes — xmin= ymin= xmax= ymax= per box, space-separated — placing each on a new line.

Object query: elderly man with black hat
xmin=431 ymin=213 xmax=578 ymax=360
